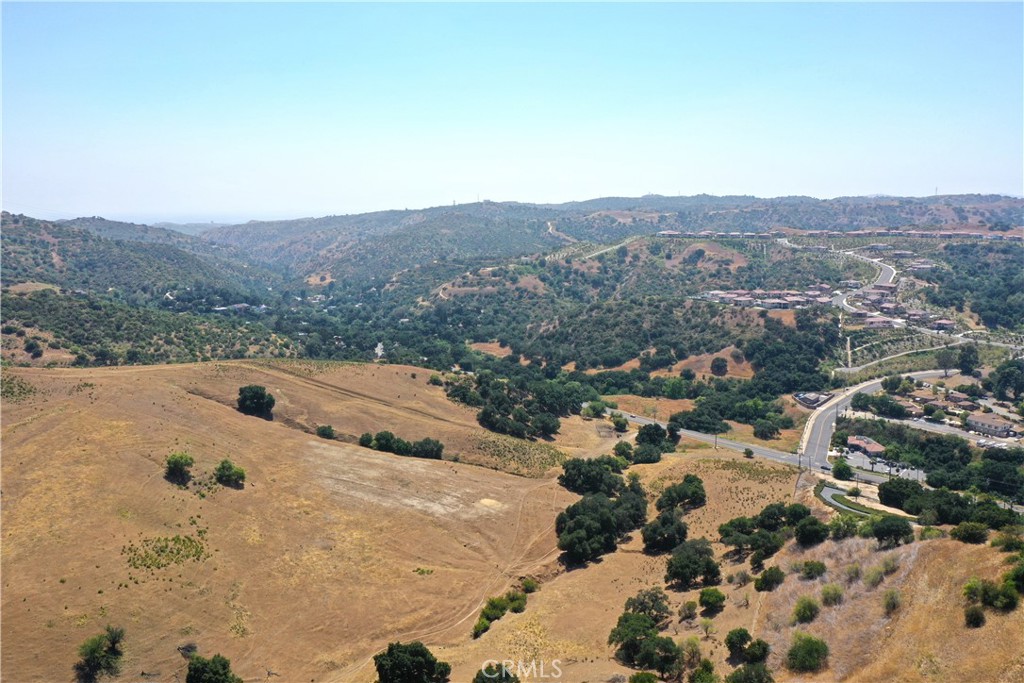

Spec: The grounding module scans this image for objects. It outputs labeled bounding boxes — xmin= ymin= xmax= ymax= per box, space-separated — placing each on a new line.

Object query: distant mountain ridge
xmin=197 ymin=193 xmax=1023 ymax=280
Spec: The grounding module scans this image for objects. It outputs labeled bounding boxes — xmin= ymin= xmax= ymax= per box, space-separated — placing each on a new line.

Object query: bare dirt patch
xmin=682 ymin=241 xmax=750 ymax=272
xmin=305 ymin=271 xmax=335 ymax=285
xmin=5 ymin=281 xmax=60 ymax=294
xmin=603 ymin=395 xmax=697 ymax=422
xmin=470 ymin=341 xmax=513 ymax=358
xmin=767 ymin=309 xmax=797 ymax=327
xmin=672 ymin=345 xmax=754 ymax=380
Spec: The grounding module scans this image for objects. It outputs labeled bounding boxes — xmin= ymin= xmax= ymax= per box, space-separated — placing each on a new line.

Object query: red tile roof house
xmin=848 ymin=436 xmax=886 ymax=456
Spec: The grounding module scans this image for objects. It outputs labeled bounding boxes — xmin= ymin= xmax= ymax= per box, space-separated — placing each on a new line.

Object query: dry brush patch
xmin=754 ymin=537 xmax=1024 ymax=682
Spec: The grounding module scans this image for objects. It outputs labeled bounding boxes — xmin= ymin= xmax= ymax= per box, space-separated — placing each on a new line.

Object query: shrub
xmin=829 ymin=514 xmax=858 ymax=540
xmin=679 ymin=601 xmax=698 ymax=621
xmin=734 ymin=569 xmax=751 ymax=586
xmin=521 ymin=577 xmax=539 ymax=594
xmin=373 ymin=642 xmax=451 ymax=683
xmin=164 ymin=452 xmax=194 ymax=484
xmin=411 ymin=438 xmax=445 ymax=460
xmin=864 ymin=566 xmax=885 ymax=589
xmin=681 ymin=636 xmax=701 ymax=667
xmin=726 ymin=663 xmax=775 ymax=683
xmin=755 ymin=566 xmax=785 ymax=592
xmin=690 ymin=659 xmax=718 ymax=683
xmin=965 ymin=577 xmax=1020 ymax=611
xmin=214 ymin=459 xmax=245 ymax=488
xmin=795 ymin=517 xmax=829 ymax=547
xmin=881 ymin=555 xmax=899 ymax=575
xmin=919 ymin=526 xmax=946 ymax=540
xmin=744 ymin=639 xmax=770 ymax=664
xmin=844 ymin=563 xmax=862 ymax=584
xmin=832 ymin=458 xmax=853 ymax=480
xmin=821 ymin=583 xmax=843 ymax=606
xmin=991 ymin=529 xmax=1024 ymax=552
xmin=472 ymin=618 xmax=490 ymax=638
xmin=629 ymin=674 xmax=658 ymax=683
xmin=951 ymin=522 xmax=989 ymax=544
xmin=632 ymin=443 xmax=664 ymax=464
xmin=872 ymin=516 xmax=914 ymax=549
xmin=793 ymin=596 xmax=820 ymax=624
xmin=186 ymin=653 xmax=242 ymax=683
xmin=315 ymin=424 xmax=335 ymax=439
xmin=786 ymin=632 xmax=829 ymax=673
xmin=699 ymin=618 xmax=716 ymax=639
xmin=725 ymin=627 xmax=752 ymax=658
xmin=883 ymin=589 xmax=901 ymax=616
xmin=481 ymin=596 xmax=510 ymax=622
xmin=613 ymin=441 xmax=633 ymax=459
xmin=964 ymin=605 xmax=986 ymax=628
xmin=237 ymin=385 xmax=274 ymax=417
xmin=506 ymin=590 xmax=528 ymax=613
xmin=800 ymin=561 xmax=827 ymax=580
xmin=699 ymin=588 xmax=726 ymax=613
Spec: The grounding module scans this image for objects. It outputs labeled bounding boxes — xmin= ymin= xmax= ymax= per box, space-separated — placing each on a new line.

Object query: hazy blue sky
xmin=3 ymin=2 xmax=1022 ymax=223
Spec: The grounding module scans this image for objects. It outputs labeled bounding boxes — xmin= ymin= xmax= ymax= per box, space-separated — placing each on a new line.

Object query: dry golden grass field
xmin=2 ymin=361 xmax=1020 ymax=682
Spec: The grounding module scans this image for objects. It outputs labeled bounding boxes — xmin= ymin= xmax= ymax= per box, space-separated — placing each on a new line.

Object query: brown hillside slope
xmin=0 ymin=363 xmax=577 ymax=682
xmin=755 ymin=538 xmax=1024 ymax=683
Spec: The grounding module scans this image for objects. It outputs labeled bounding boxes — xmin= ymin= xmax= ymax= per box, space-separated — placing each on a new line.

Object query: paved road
xmin=799 ymin=369 xmax=947 ymax=470
xmin=829 ymin=251 xmax=893 ymax=313
xmin=819 ymin=484 xmax=871 ymax=514
xmin=617 ymin=412 xmax=803 ymax=467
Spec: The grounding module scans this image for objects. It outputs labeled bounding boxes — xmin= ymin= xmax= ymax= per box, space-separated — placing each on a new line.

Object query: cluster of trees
xmin=373 ymin=642 xmax=451 ymax=683
xmin=556 ymin=478 xmax=648 ymax=565
xmin=717 ymin=502 xmax=812 ymax=569
xmin=986 ymin=358 xmax=1024 ymax=402
xmin=835 ymin=416 xmax=1024 ymax=503
xmin=2 ymin=290 xmax=289 ymax=367
xmin=75 ymin=625 xmax=125 ymax=682
xmin=878 ymin=478 xmax=1021 ymax=529
xmin=214 ymin=459 xmax=246 ymax=488
xmin=607 ymin=588 xmax=682 ymax=677
xmin=445 ymin=370 xmax=589 ymax=439
xmin=358 ymin=431 xmax=445 ymax=460
xmin=642 ymin=475 xmax=706 ymax=554
xmin=186 ymin=653 xmax=243 ymax=683
xmin=849 ymin=391 xmax=910 ymax=419
xmin=473 ymin=588 xmax=529 ymax=638
xmin=962 ymin=536 xmax=1023 ymax=628
xmin=608 ymin=585 xmax=776 ymax=681
xmin=922 ymin=243 xmax=1024 ymax=330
